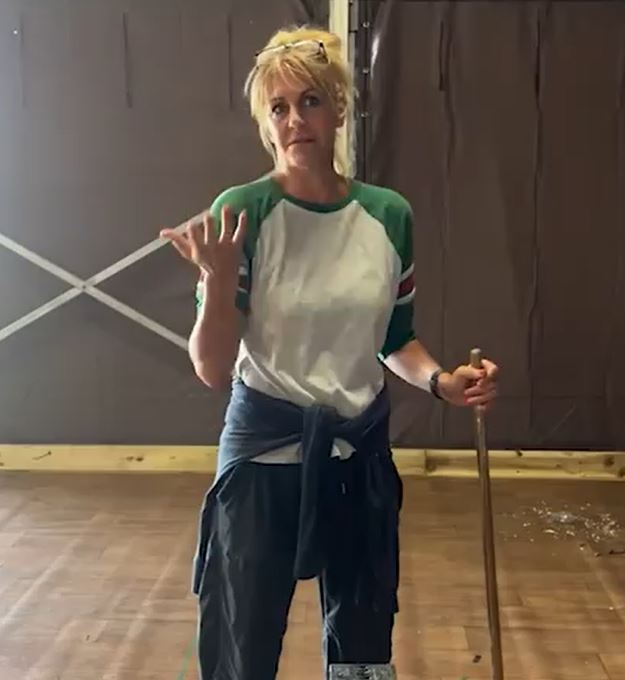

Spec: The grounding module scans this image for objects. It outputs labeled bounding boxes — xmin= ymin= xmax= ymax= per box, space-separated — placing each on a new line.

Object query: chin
xmin=287 ymin=151 xmax=323 ymax=170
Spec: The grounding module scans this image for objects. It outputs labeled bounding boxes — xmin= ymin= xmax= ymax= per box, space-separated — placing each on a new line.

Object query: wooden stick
xmin=470 ymin=348 xmax=504 ymax=680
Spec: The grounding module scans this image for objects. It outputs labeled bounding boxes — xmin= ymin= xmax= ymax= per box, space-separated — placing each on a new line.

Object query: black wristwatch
xmin=429 ymin=368 xmax=445 ymax=400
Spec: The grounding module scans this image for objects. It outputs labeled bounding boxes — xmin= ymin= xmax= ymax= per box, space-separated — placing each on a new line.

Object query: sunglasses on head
xmin=254 ymin=39 xmax=328 ymax=64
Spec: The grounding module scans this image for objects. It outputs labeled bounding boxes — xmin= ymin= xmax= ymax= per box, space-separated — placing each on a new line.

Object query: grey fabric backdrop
xmin=0 ymin=0 xmax=327 ymax=444
xmin=362 ymin=0 xmax=624 ymax=450
xmin=1 ymin=0 xmax=623 ymax=450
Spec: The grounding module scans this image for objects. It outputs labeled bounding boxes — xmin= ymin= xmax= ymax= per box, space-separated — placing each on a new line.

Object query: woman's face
xmin=265 ymin=75 xmax=341 ymax=171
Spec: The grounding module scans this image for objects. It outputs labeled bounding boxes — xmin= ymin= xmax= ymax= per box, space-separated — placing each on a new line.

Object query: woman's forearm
xmin=383 ymin=338 xmax=447 ymax=393
xmin=189 ymin=279 xmax=243 ymax=390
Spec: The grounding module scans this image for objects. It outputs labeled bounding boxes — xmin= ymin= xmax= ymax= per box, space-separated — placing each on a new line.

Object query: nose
xmin=287 ymin=105 xmax=305 ymax=128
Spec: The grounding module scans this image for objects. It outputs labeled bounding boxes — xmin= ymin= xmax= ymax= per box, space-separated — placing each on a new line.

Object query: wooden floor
xmin=0 ymin=473 xmax=624 ymax=680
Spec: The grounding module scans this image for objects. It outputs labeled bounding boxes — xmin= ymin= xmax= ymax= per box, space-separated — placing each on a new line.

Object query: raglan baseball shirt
xmin=195 ymin=174 xmax=416 ymax=463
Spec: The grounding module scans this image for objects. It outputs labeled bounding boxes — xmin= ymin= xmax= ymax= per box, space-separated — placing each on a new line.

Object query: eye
xmin=303 ymin=94 xmax=321 ymax=107
xmin=271 ymin=102 xmax=287 ymax=117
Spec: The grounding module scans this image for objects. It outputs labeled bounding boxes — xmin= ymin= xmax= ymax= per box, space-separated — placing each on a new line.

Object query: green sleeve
xmin=378 ymin=204 xmax=416 ymax=359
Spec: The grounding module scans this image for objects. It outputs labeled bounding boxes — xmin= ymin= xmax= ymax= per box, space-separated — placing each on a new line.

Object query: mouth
xmin=288 ymin=138 xmax=314 ymax=147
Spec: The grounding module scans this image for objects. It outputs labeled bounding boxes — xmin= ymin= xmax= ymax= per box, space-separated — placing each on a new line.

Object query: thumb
xmin=454 ymin=365 xmax=485 ymax=383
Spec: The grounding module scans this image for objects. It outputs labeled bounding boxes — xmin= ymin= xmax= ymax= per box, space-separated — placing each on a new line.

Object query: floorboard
xmin=0 ymin=473 xmax=623 ymax=679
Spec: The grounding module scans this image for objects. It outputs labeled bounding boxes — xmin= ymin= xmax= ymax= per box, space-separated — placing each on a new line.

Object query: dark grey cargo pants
xmin=194 ymin=453 xmax=402 ymax=680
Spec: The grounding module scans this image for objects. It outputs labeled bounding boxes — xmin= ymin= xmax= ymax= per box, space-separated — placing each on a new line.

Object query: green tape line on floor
xmin=176 ymin=635 xmax=196 ymax=680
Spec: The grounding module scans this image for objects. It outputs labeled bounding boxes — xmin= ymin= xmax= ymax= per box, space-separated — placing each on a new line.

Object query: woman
xmin=161 ymin=25 xmax=498 ymax=680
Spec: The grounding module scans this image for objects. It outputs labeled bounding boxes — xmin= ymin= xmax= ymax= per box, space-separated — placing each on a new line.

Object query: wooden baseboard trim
xmin=0 ymin=445 xmax=623 ymax=481
xmin=392 ymin=449 xmax=625 ymax=481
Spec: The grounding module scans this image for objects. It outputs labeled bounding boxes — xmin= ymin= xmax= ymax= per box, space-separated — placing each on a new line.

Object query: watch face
xmin=429 ymin=369 xmax=443 ymax=398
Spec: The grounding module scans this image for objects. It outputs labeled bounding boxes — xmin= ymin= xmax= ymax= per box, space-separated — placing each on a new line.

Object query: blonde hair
xmin=243 ymin=25 xmax=355 ymax=177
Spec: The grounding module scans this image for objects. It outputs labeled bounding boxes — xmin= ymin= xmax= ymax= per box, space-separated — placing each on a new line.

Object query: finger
xmin=187 ymin=221 xmax=203 ymax=245
xmin=464 ymin=383 xmax=488 ymax=398
xmin=160 ymin=227 xmax=185 ymax=243
xmin=477 ymin=375 xmax=499 ymax=397
xmin=464 ymin=375 xmax=497 ymax=394
xmin=466 ymin=390 xmax=498 ymax=405
xmin=466 ymin=387 xmax=498 ymax=406
xmin=481 ymin=359 xmax=499 ymax=379
xmin=170 ymin=238 xmax=192 ymax=261
xmin=187 ymin=222 xmax=204 ymax=261
xmin=455 ymin=365 xmax=486 ymax=384
xmin=161 ymin=230 xmax=191 ymax=258
xmin=232 ymin=210 xmax=247 ymax=246
xmin=203 ymin=213 xmax=216 ymax=246
xmin=220 ymin=204 xmax=234 ymax=241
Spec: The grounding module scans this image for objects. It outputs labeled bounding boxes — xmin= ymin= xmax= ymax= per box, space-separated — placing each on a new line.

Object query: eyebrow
xmin=269 ymin=88 xmax=318 ymax=104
